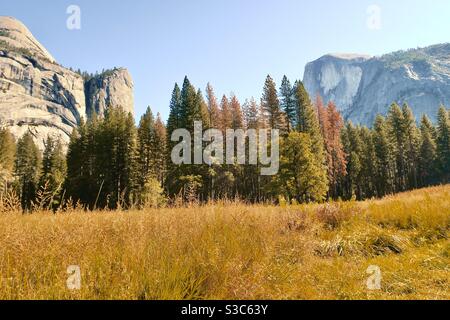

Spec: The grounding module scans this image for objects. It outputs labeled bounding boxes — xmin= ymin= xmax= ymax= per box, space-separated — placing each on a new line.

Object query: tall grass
xmin=0 ymin=186 xmax=448 ymax=300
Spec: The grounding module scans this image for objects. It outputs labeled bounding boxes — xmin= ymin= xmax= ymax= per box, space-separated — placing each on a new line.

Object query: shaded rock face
xmin=85 ymin=69 xmax=134 ymax=117
xmin=0 ymin=16 xmax=134 ymax=149
xmin=303 ymin=45 xmax=450 ymax=126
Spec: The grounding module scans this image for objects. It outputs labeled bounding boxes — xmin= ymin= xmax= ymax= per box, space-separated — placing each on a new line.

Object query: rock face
xmin=303 ymin=44 xmax=450 ymax=126
xmin=85 ymin=68 xmax=134 ymax=117
xmin=0 ymin=16 xmax=134 ymax=149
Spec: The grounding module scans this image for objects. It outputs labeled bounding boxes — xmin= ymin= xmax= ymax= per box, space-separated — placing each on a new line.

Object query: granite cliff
xmin=0 ymin=16 xmax=134 ymax=149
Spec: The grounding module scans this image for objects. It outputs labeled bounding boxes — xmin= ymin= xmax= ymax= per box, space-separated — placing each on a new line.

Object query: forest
xmin=0 ymin=75 xmax=449 ymax=212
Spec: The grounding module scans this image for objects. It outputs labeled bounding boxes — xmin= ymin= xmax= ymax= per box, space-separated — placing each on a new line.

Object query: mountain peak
xmin=0 ymin=16 xmax=55 ymax=62
xmin=303 ymin=43 xmax=450 ymax=126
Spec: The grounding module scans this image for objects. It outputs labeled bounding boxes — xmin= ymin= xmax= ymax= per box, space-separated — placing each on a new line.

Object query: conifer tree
xmin=293 ymin=80 xmax=328 ymax=192
xmin=137 ymin=107 xmax=157 ymax=190
xmin=387 ymin=103 xmax=408 ymax=191
xmin=272 ymin=132 xmax=328 ymax=203
xmin=402 ymin=103 xmax=420 ymax=189
xmin=261 ymin=75 xmax=285 ymax=132
xmin=279 ymin=75 xmax=296 ymax=132
xmin=220 ymin=95 xmax=232 ymax=132
xmin=0 ymin=128 xmax=16 ymax=193
xmin=230 ymin=94 xmax=244 ymax=130
xmin=418 ymin=115 xmax=437 ymax=186
xmin=436 ymin=106 xmax=450 ymax=183
xmin=206 ymin=83 xmax=221 ymax=128
xmin=323 ymin=101 xmax=347 ymax=198
xmin=14 ymin=132 xmax=41 ymax=212
xmin=39 ymin=137 xmax=66 ymax=209
xmin=154 ymin=113 xmax=167 ymax=185
xmin=373 ymin=115 xmax=396 ymax=196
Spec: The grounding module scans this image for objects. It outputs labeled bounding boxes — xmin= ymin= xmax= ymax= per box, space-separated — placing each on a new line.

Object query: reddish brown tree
xmin=206 ymin=83 xmax=221 ymax=128
xmin=220 ymin=95 xmax=233 ymax=132
xmin=230 ymin=94 xmax=244 ymax=129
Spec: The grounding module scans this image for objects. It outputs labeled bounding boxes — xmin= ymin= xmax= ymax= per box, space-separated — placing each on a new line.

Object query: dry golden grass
xmin=0 ymin=186 xmax=449 ymax=300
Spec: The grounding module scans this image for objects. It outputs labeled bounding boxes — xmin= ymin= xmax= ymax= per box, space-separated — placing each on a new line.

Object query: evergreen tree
xmin=14 ymin=132 xmax=41 ymax=212
xmin=279 ymin=75 xmax=296 ymax=132
xmin=38 ymin=137 xmax=66 ymax=209
xmin=436 ymin=106 xmax=450 ymax=183
xmin=271 ymin=132 xmax=328 ymax=203
xmin=137 ymin=107 xmax=157 ymax=191
xmin=167 ymin=83 xmax=182 ymax=138
xmin=206 ymin=83 xmax=221 ymax=128
xmin=373 ymin=115 xmax=396 ymax=196
xmin=341 ymin=122 xmax=363 ymax=199
xmin=293 ymin=80 xmax=328 ymax=192
xmin=261 ymin=75 xmax=285 ymax=132
xmin=0 ymin=128 xmax=16 ymax=193
xmin=402 ymin=103 xmax=420 ymax=189
xmin=154 ymin=113 xmax=167 ymax=185
xmin=230 ymin=94 xmax=244 ymax=130
xmin=418 ymin=115 xmax=437 ymax=186
xmin=322 ymin=101 xmax=347 ymax=198
xmin=387 ymin=103 xmax=408 ymax=191
xmin=220 ymin=95 xmax=232 ymax=132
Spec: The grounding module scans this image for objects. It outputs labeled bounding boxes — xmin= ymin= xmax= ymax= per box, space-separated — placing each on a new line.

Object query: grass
xmin=0 ymin=185 xmax=448 ymax=300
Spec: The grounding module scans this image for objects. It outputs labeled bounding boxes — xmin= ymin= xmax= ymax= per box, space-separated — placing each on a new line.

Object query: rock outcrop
xmin=85 ymin=68 xmax=134 ymax=117
xmin=303 ymin=44 xmax=450 ymax=126
xmin=0 ymin=16 xmax=134 ymax=149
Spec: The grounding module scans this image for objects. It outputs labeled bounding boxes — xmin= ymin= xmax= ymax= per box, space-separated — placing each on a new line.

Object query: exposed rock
xmin=85 ymin=68 xmax=134 ymax=117
xmin=0 ymin=16 xmax=134 ymax=150
xmin=303 ymin=44 xmax=450 ymax=125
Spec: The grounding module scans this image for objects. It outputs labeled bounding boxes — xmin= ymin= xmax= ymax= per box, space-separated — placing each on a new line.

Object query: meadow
xmin=0 ymin=185 xmax=448 ymax=300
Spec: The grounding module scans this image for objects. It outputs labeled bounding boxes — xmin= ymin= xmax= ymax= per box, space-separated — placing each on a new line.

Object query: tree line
xmin=0 ymin=75 xmax=449 ymax=211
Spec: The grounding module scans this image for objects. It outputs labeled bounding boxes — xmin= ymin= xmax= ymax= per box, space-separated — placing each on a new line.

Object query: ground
xmin=0 ymin=186 xmax=448 ymax=300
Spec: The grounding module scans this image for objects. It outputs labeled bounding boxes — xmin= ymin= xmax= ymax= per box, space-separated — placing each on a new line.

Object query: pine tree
xmin=0 ymin=128 xmax=16 ymax=193
xmin=359 ymin=126 xmax=377 ymax=198
xmin=402 ymin=103 xmax=420 ymax=189
xmin=154 ymin=113 xmax=167 ymax=185
xmin=206 ymin=83 xmax=221 ymax=128
xmin=373 ymin=115 xmax=396 ymax=196
xmin=387 ymin=103 xmax=408 ymax=191
xmin=279 ymin=75 xmax=296 ymax=132
xmin=293 ymin=80 xmax=328 ymax=193
xmin=341 ymin=122 xmax=363 ymax=199
xmin=261 ymin=75 xmax=285 ymax=132
xmin=167 ymin=83 xmax=182 ymax=138
xmin=418 ymin=115 xmax=437 ymax=186
xmin=272 ymin=132 xmax=328 ymax=203
xmin=230 ymin=94 xmax=244 ymax=130
xmin=220 ymin=95 xmax=232 ymax=132
xmin=323 ymin=101 xmax=347 ymax=198
xmin=436 ymin=106 xmax=450 ymax=183
xmin=137 ymin=107 xmax=157 ymax=191
xmin=14 ymin=132 xmax=41 ymax=212
xmin=38 ymin=137 xmax=66 ymax=210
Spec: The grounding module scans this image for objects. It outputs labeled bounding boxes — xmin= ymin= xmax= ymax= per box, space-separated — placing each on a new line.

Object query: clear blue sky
xmin=2 ymin=0 xmax=450 ymax=120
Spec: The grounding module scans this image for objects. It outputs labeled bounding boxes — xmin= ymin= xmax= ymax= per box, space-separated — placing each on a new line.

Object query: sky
xmin=2 ymin=0 xmax=450 ymax=120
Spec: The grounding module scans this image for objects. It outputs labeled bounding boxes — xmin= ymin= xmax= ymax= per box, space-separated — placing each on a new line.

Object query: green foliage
xmin=38 ymin=137 xmax=66 ymax=210
xmin=0 ymin=128 xmax=16 ymax=193
xmin=14 ymin=132 xmax=41 ymax=212
xmin=66 ymin=108 xmax=138 ymax=209
xmin=436 ymin=106 xmax=450 ymax=182
xmin=270 ymin=132 xmax=328 ymax=203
